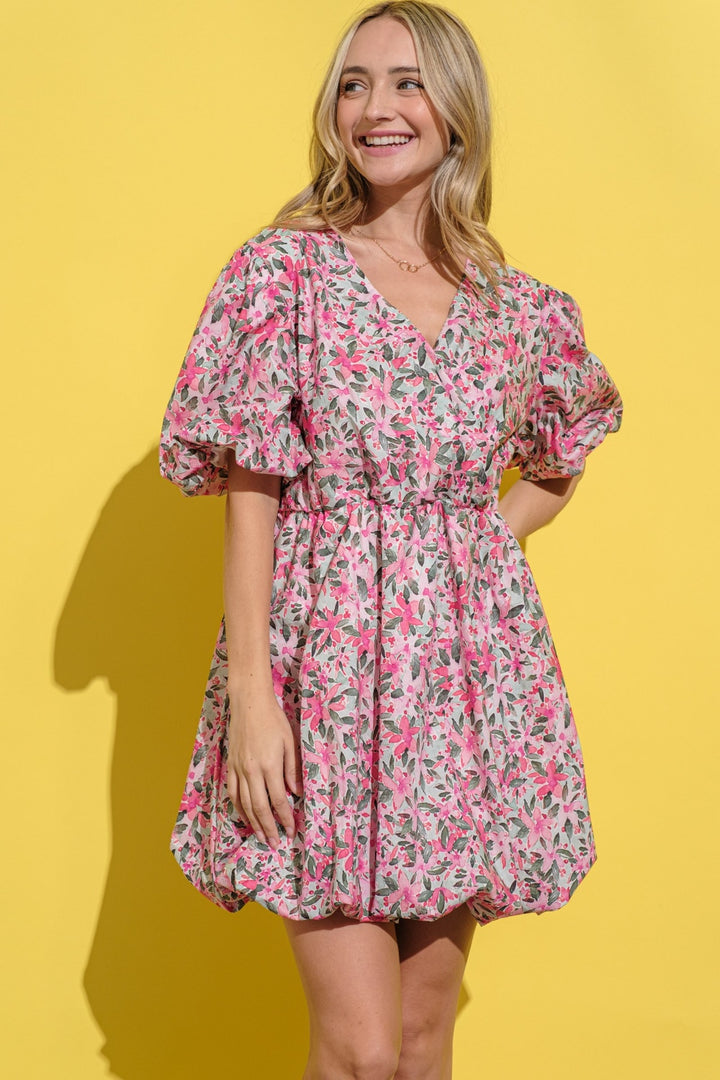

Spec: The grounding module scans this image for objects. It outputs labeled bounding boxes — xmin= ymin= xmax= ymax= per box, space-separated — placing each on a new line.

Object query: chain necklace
xmin=350 ymin=225 xmax=445 ymax=273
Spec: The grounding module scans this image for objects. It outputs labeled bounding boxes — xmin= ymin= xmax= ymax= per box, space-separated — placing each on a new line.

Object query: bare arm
xmin=224 ymin=463 xmax=280 ymax=701
xmin=223 ymin=456 xmax=302 ymax=850
xmin=498 ymin=469 xmax=584 ymax=543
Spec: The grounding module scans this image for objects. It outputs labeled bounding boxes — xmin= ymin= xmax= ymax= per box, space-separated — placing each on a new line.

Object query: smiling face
xmin=336 ymin=16 xmax=451 ymax=197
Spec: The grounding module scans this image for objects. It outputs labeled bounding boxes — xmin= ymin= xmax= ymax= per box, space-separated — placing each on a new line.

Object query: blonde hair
xmin=271 ymin=0 xmax=507 ymax=294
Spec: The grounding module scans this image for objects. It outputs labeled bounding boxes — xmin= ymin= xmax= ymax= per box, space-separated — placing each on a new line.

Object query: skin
xmin=225 ymin=15 xmax=583 ymax=1078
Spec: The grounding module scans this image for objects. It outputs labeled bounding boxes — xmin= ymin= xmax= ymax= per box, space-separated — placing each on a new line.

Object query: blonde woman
xmin=159 ymin=2 xmax=623 ymax=1077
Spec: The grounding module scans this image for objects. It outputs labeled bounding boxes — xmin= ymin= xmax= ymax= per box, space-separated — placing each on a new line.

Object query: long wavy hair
xmin=271 ymin=0 xmax=507 ymax=293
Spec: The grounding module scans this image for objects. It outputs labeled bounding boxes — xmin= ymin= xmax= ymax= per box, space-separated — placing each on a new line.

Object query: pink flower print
xmin=387 ymin=593 xmax=423 ymax=635
xmin=304 ymin=740 xmax=338 ymax=784
xmin=278 ymin=256 xmax=301 ymax=291
xmin=454 ymin=729 xmax=487 ymax=773
xmin=391 ymin=546 xmax=416 ymax=583
xmin=487 ymin=531 xmax=507 ymax=557
xmin=447 ymin=843 xmax=468 ymax=871
xmin=447 ymin=577 xmax=472 ymax=616
xmin=179 ymin=784 xmax=204 ymax=814
xmin=387 ymin=714 xmax=421 ymax=757
xmin=509 ymin=303 xmax=533 ymax=337
xmin=455 ymin=679 xmax=486 ymax=723
xmin=304 ymin=691 xmax=327 ymax=735
xmin=520 ymin=807 xmax=554 ymax=847
xmin=353 ymin=622 xmax=378 ymax=659
xmin=477 ymin=639 xmax=497 ymax=678
xmin=390 ymin=766 xmax=413 ymax=811
xmin=300 ymin=407 xmax=324 ymax=443
xmin=382 ymin=653 xmax=405 ymax=684
xmin=334 ymin=576 xmax=356 ymax=605
xmin=368 ymin=371 xmax=401 ymax=413
xmin=176 ymin=351 xmax=207 ymax=394
xmin=312 ymin=607 xmax=346 ymax=650
xmin=317 ymin=304 xmax=337 ymax=332
xmin=499 ymin=332 xmax=522 ymax=362
xmin=316 ymin=444 xmax=353 ymax=477
xmin=374 ymin=312 xmax=396 ymax=336
xmin=534 ymin=760 xmax=568 ymax=798
xmin=167 ymin=398 xmax=192 ymax=431
xmin=430 ymin=886 xmax=456 ymax=911
xmin=570 ymin=851 xmax=593 ymax=879
xmin=383 ymin=869 xmax=418 ymax=909
xmin=509 ymin=651 xmax=529 ymax=677
xmin=335 ymin=825 xmax=356 ymax=872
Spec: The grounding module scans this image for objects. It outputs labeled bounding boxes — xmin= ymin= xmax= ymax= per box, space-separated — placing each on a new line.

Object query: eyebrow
xmin=340 ymin=65 xmax=421 ymax=76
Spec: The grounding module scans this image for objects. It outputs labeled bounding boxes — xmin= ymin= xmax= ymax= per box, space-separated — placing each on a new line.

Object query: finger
xmin=227 ymin=767 xmax=241 ymax=815
xmin=283 ymin=735 xmax=303 ymax=798
xmin=238 ymin=774 xmax=266 ymax=843
xmin=247 ymin=775 xmax=281 ymax=849
xmin=267 ymin=774 xmax=296 ymax=839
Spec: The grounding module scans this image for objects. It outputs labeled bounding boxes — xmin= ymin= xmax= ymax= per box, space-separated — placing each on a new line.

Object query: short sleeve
xmin=159 ymin=236 xmax=312 ymax=496
xmin=507 ymin=288 xmax=623 ymax=481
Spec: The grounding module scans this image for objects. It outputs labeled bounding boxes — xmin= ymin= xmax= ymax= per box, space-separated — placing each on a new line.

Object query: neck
xmin=360 ymin=186 xmax=441 ymax=249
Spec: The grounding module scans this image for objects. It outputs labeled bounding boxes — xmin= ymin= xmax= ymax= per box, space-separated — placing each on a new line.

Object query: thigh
xmin=395 ymin=903 xmax=478 ymax=1067
xmin=282 ymin=909 xmax=403 ymax=1053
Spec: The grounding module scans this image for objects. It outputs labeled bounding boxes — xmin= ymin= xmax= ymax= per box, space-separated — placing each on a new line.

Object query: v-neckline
xmin=329 ymin=228 xmax=470 ymax=355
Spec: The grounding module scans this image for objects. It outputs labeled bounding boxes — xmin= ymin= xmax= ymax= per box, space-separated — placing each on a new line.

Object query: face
xmin=336 ymin=16 xmax=451 ymax=195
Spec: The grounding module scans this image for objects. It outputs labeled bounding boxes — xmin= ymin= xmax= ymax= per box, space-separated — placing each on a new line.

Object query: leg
xmin=282 ymin=909 xmax=403 ymax=1080
xmin=394 ymin=902 xmax=478 ymax=1080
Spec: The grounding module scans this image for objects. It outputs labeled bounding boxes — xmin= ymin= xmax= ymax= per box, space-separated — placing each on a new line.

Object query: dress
xmin=159 ymin=225 xmax=623 ymax=926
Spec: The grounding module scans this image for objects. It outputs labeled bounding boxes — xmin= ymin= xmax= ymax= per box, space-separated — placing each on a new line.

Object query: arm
xmin=498 ymin=469 xmax=584 ymax=543
xmin=223 ymin=456 xmax=303 ymax=850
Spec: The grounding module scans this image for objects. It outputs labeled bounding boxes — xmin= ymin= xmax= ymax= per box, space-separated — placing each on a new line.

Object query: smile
xmin=359 ymin=134 xmax=415 ymax=146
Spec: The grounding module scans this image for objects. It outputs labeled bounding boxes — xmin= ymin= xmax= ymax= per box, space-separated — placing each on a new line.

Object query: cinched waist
xmin=279 ymin=493 xmax=499 ymax=514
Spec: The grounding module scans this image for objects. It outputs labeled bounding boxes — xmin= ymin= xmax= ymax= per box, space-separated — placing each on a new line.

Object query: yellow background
xmin=3 ymin=0 xmax=718 ymax=1076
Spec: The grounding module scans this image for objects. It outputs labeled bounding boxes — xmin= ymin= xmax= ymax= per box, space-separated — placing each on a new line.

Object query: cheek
xmin=335 ymin=101 xmax=356 ymax=140
xmin=411 ymin=103 xmax=442 ymax=138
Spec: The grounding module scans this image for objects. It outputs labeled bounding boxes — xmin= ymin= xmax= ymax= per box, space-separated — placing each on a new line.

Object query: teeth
xmin=363 ymin=135 xmax=413 ymax=146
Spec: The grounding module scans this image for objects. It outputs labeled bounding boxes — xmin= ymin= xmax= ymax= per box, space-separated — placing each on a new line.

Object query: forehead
xmin=345 ymin=16 xmax=418 ymax=66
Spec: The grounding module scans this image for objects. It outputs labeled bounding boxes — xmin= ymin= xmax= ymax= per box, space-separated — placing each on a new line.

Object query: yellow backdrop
xmin=3 ymin=1 xmax=717 ymax=1077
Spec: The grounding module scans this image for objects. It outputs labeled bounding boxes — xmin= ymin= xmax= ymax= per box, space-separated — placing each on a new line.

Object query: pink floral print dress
xmin=159 ymin=226 xmax=623 ymax=926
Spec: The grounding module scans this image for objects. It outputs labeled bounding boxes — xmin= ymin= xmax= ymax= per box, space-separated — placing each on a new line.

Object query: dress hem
xmin=170 ymin=841 xmax=597 ymax=928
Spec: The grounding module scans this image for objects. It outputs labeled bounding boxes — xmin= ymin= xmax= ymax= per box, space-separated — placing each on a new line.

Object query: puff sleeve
xmin=159 ymin=238 xmax=313 ymax=496
xmin=507 ymin=288 xmax=623 ymax=481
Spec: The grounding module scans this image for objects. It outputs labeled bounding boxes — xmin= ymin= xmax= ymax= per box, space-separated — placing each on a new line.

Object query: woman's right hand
xmin=226 ymin=692 xmax=303 ymax=849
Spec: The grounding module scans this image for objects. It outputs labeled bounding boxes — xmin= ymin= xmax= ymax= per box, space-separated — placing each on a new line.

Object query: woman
xmin=159 ymin=2 xmax=623 ymax=1077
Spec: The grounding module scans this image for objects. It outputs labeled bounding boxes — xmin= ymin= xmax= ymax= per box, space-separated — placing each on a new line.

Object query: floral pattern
xmin=159 ymin=226 xmax=623 ymax=926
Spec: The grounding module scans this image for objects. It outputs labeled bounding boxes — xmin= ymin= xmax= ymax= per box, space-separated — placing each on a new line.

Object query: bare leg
xmin=394 ymin=902 xmax=478 ymax=1080
xmin=282 ymin=909 xmax=403 ymax=1080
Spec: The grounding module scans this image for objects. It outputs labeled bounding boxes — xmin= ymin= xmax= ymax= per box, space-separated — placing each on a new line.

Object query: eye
xmin=398 ymin=79 xmax=423 ymax=90
xmin=340 ymin=80 xmax=364 ymax=94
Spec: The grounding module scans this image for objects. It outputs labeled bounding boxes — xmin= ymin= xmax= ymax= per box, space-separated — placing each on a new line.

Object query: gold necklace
xmin=350 ymin=226 xmax=445 ymax=273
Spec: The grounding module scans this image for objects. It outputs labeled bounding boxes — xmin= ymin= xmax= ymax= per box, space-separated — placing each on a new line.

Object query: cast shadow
xmin=54 ymin=449 xmax=309 ymax=1079
xmin=53 ymin=451 xmax=516 ymax=1077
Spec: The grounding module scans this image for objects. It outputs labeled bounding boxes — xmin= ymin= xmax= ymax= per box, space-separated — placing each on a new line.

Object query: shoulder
xmin=490 ymin=262 xmax=581 ymax=322
xmin=229 ymin=226 xmax=332 ymax=272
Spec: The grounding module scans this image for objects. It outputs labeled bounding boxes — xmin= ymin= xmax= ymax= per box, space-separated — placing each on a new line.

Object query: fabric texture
xmin=159 ymin=226 xmax=623 ymax=925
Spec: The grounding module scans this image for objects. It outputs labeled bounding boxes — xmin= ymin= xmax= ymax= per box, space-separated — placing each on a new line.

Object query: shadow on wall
xmin=52 ymin=449 xmax=516 ymax=1078
xmin=53 ymin=449 xmax=310 ymax=1079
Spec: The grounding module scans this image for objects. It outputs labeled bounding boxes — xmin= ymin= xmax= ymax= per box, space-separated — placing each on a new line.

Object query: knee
xmin=347 ymin=1045 xmax=401 ymax=1080
xmin=312 ymin=1037 xmax=401 ymax=1080
xmin=396 ymin=1014 xmax=451 ymax=1079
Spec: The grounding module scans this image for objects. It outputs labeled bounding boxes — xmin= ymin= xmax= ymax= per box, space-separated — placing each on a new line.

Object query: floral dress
xmin=159 ymin=225 xmax=623 ymax=926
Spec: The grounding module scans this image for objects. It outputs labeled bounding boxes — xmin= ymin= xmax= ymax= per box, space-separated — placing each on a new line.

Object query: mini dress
xmin=159 ymin=225 xmax=623 ymax=926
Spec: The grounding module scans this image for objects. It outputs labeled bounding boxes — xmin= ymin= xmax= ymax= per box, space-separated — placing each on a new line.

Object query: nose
xmin=363 ymin=82 xmax=396 ymax=122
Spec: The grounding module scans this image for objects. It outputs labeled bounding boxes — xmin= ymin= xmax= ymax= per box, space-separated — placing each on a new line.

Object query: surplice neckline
xmin=329 ymin=227 xmax=471 ymax=355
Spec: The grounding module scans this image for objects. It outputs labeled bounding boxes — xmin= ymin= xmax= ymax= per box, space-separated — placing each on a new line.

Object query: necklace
xmin=350 ymin=226 xmax=445 ymax=273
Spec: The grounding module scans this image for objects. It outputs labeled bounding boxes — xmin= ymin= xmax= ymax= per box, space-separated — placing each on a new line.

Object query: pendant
xmin=398 ymin=260 xmax=420 ymax=273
